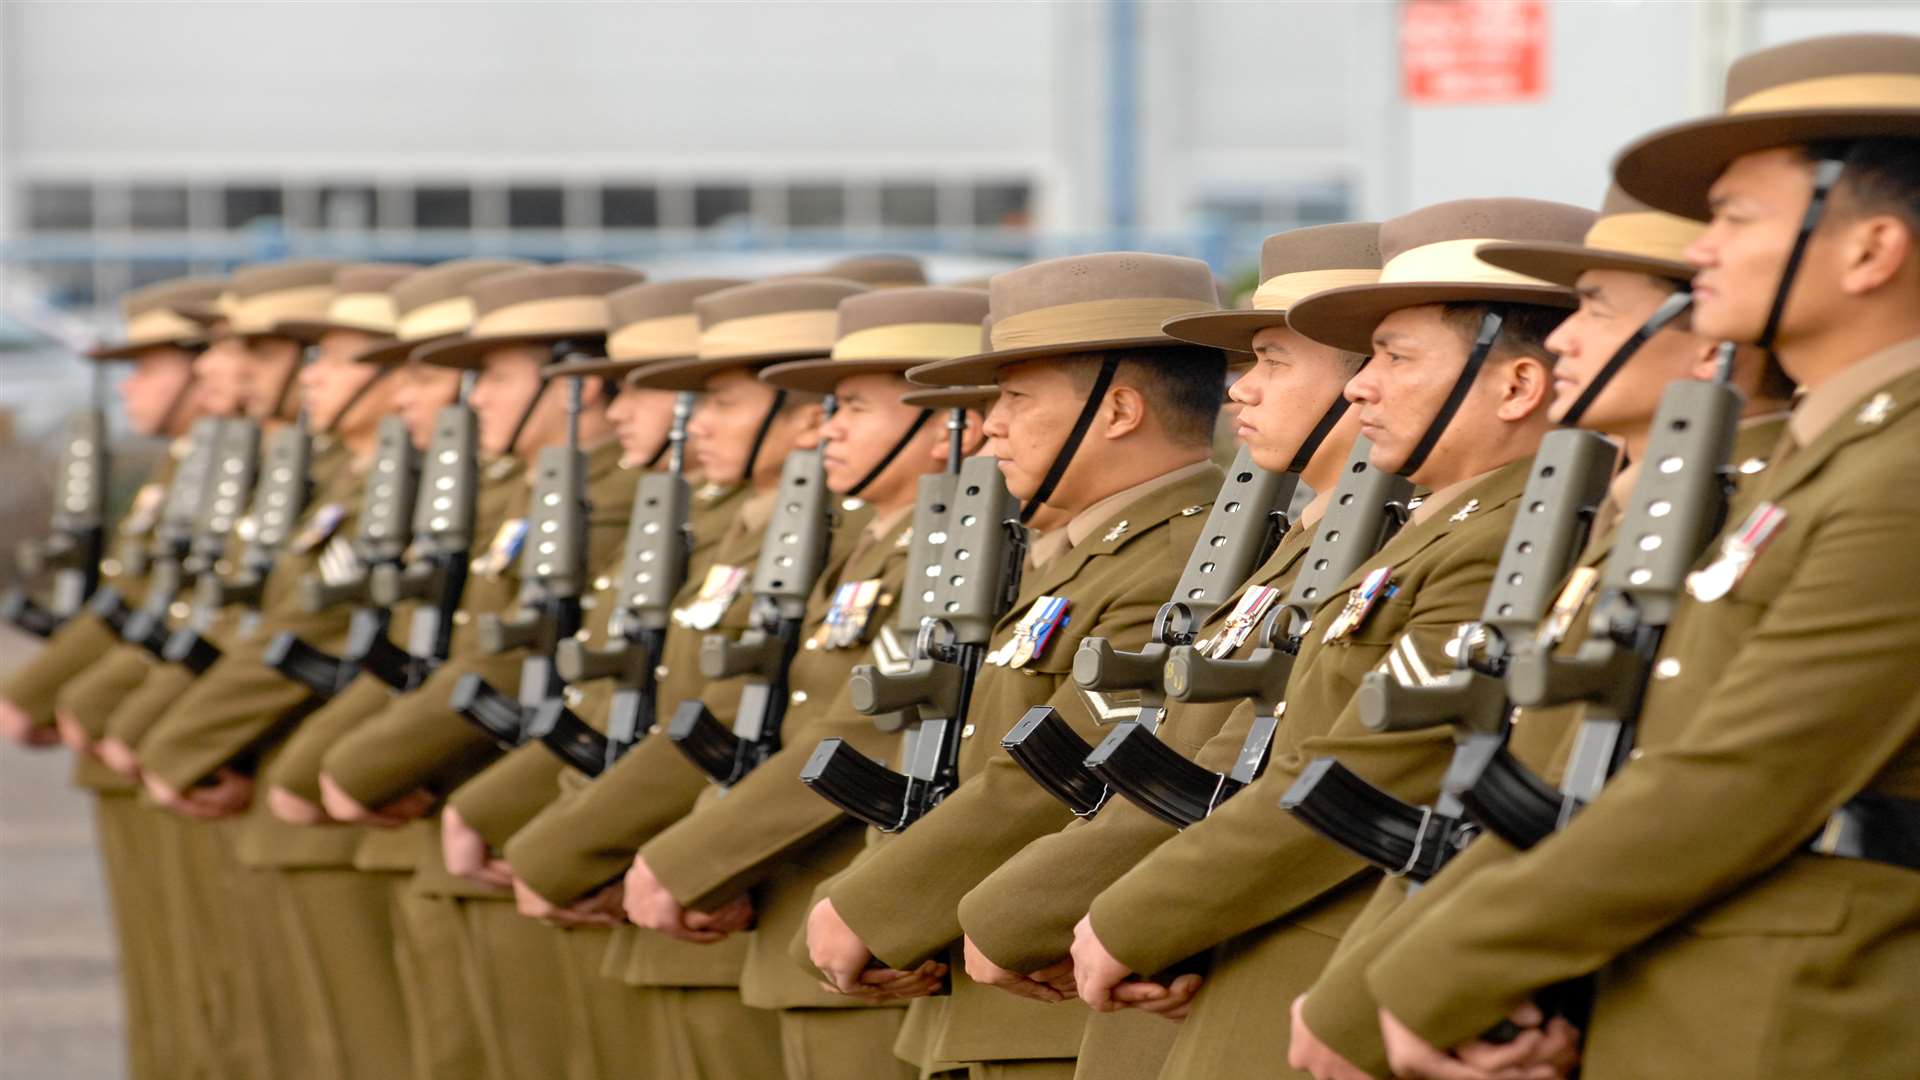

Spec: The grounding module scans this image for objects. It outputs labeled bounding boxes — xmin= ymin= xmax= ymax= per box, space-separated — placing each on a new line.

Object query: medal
xmin=479 ymin=518 xmax=529 ymax=579
xmin=1686 ymin=502 xmax=1787 ymax=603
xmin=1323 ymin=566 xmax=1396 ymax=643
xmin=840 ymin=579 xmax=882 ymax=647
xmin=1018 ymin=596 xmax=1071 ymax=668
xmin=1209 ymin=585 xmax=1281 ymax=658
xmin=1536 ymin=566 xmax=1600 ymax=649
xmin=290 ymin=503 xmax=346 ymax=554
xmin=674 ymin=564 xmax=747 ymax=630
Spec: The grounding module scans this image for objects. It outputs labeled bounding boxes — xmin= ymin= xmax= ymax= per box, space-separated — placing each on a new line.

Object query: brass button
xmin=1654 ymin=658 xmax=1681 ymax=679
xmin=790 ymin=690 xmax=809 ymax=704
xmin=961 ymin=723 xmax=977 ymax=739
xmin=654 ymin=664 xmax=669 ymax=679
xmin=453 ymin=611 xmax=471 ymax=626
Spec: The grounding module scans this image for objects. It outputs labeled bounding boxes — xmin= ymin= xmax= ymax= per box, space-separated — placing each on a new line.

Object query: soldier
xmin=499 ymin=276 xmax=868 ymax=1079
xmin=1047 ymin=201 xmax=1590 ymax=1079
xmin=1363 ymin=34 xmax=1920 ymax=1080
xmin=952 ymin=224 xmax=1380 ymax=1080
xmin=1286 ymin=187 xmax=1797 ymax=1080
xmin=801 ymin=251 xmax=1234 ymax=1079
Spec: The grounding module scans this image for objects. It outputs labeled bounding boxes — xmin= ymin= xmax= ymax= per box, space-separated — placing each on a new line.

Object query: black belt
xmin=1808 ymin=792 xmax=1920 ymax=871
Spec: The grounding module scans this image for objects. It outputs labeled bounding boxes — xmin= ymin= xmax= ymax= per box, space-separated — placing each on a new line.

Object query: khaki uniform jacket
xmin=1085 ymin=460 xmax=1535 ymax=973
xmin=824 ymin=464 xmax=1224 ymax=1064
xmin=640 ymin=507 xmax=914 ymax=1011
xmin=957 ymin=514 xmax=1325 ymax=973
xmin=1300 ymin=414 xmax=1788 ymax=1075
xmin=1370 ymin=345 xmax=1920 ymax=1079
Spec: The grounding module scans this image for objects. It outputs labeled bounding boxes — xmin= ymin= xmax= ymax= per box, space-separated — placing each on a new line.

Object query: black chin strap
xmin=742 ymin=389 xmax=790 ymax=483
xmin=641 ymin=435 xmax=670 ymax=470
xmin=324 ymin=365 xmax=393 ymax=435
xmin=157 ymin=366 xmax=199 ymax=436
xmin=268 ymin=344 xmax=304 ymax=422
xmin=503 ymin=380 xmax=546 ymax=457
xmin=1022 ymin=353 xmax=1121 ymax=523
xmin=1284 ymin=394 xmax=1352 ymax=475
xmin=1757 ymin=155 xmax=1847 ymax=358
xmin=847 ymin=408 xmax=934 ymax=498
xmin=1396 ymin=311 xmax=1504 ymax=479
xmin=1558 ymin=289 xmax=1695 ymax=429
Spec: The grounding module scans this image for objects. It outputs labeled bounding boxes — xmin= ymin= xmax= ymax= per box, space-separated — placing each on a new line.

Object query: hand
xmin=267 ymin=785 xmax=329 ymax=825
xmin=53 ymin=710 xmax=94 ymax=755
xmin=623 ymin=857 xmax=748 ymax=943
xmin=1069 ymin=915 xmax=1136 ymax=1012
xmin=843 ymin=959 xmax=946 ymax=1002
xmin=962 ymin=935 xmax=1074 ymax=1004
xmin=440 ymin=806 xmax=513 ymax=889
xmin=145 ymin=767 xmax=253 ymax=819
xmin=1110 ymin=972 xmax=1202 ymax=1021
xmin=1381 ymin=1006 xmax=1573 ymax=1080
xmin=1288 ymin=995 xmax=1373 ymax=1079
xmin=1455 ymin=1003 xmax=1581 ymax=1080
xmin=514 ymin=876 xmax=626 ymax=929
xmin=319 ymin=774 xmax=434 ymax=827
xmin=96 ymin=737 xmax=141 ymax=778
xmin=0 ymin=698 xmax=59 ymax=748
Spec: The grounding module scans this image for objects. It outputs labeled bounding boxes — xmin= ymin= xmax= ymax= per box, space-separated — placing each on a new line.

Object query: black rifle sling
xmin=1021 ymin=352 xmax=1121 ymax=524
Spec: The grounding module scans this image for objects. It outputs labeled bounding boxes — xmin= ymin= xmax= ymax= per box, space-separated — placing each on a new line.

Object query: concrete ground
xmin=0 ymin=626 xmax=126 ymax=1080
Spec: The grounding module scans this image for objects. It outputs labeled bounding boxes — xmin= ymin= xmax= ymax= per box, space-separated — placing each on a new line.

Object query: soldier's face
xmin=1688 ymin=147 xmax=1837 ymax=349
xmin=820 ymin=372 xmax=937 ymax=505
xmin=1545 ymin=270 xmax=1702 ymax=434
xmin=469 ymin=346 xmax=549 ymax=457
xmin=605 ymin=384 xmax=680 ymax=469
xmin=1229 ymin=326 xmax=1357 ymax=474
xmin=688 ymin=367 xmax=804 ymax=487
xmin=190 ymin=332 xmax=250 ymax=416
xmin=297 ymin=330 xmax=384 ymax=435
xmin=245 ymin=337 xmax=304 ymax=421
xmin=117 ymin=347 xmax=196 ymax=437
xmin=984 ymin=360 xmax=1084 ymax=503
xmin=392 ymin=362 xmax=463 ymax=450
xmin=1345 ymin=305 xmax=1520 ymax=482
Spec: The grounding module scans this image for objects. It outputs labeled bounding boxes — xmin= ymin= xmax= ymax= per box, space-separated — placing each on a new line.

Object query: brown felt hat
xmin=539 ymin=277 xmax=749 ymax=380
xmin=906 ymin=252 xmax=1220 ymax=387
xmin=1162 ymin=223 xmax=1383 ymax=353
xmin=275 ymin=263 xmax=421 ymax=343
xmin=901 ymin=384 xmax=998 ymax=411
xmin=822 ymin=254 xmax=927 ymax=288
xmin=351 ymin=259 xmax=537 ymax=366
xmin=1614 ymin=34 xmax=1920 ymax=221
xmin=87 ymin=276 xmax=227 ymax=360
xmin=627 ymin=277 xmax=871 ymax=391
xmin=1478 ymin=186 xmax=1701 ymax=287
xmin=413 ymin=264 xmax=646 ymax=369
xmin=196 ymin=260 xmax=341 ymax=339
xmin=760 ymin=286 xmax=991 ymax=393
xmin=1287 ymin=198 xmax=1594 ymax=354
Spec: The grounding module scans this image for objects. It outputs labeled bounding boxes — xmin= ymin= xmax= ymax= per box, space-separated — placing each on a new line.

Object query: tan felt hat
xmin=1287 ymin=198 xmax=1595 ymax=354
xmin=87 ymin=276 xmax=227 ymax=360
xmin=1162 ymin=223 xmax=1383 ymax=353
xmin=906 ymin=252 xmax=1220 ymax=387
xmin=901 ymin=384 xmax=998 ymax=411
xmin=627 ymin=277 xmax=871 ymax=391
xmin=1614 ymin=34 xmax=1920 ymax=221
xmin=540 ymin=277 xmax=749 ymax=380
xmin=351 ymin=259 xmax=537 ymax=366
xmin=760 ymin=286 xmax=992 ymax=393
xmin=413 ymin=264 xmax=646 ymax=369
xmin=822 ymin=254 xmax=927 ymax=288
xmin=199 ymin=260 xmax=342 ymax=339
xmin=1478 ymin=185 xmax=1701 ymax=288
xmin=275 ymin=263 xmax=421 ymax=343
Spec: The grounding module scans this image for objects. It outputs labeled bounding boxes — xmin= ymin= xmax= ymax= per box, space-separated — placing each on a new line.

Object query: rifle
xmin=1276 ymin=428 xmax=1618 ymax=881
xmin=85 ymin=417 xmax=223 ymax=639
xmin=1081 ymin=440 xmax=1414 ymax=828
xmin=529 ymin=393 xmax=698 ymax=776
xmin=162 ymin=412 xmax=312 ymax=674
xmin=1002 ymin=445 xmax=1297 ymax=816
xmin=666 ymin=442 xmax=835 ymax=787
xmin=1458 ymin=367 xmax=1742 ymax=849
xmin=5 ymin=402 xmax=109 ymax=636
xmin=800 ymin=442 xmax=1024 ymax=830
xmin=121 ymin=417 xmax=258 ymax=659
xmin=451 ymin=365 xmax=592 ymax=749
xmin=264 ymin=416 xmax=421 ymax=699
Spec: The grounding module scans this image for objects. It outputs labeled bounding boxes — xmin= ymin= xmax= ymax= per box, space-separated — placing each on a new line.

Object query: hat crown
xmin=229 ymin=259 xmax=341 ymax=299
xmin=696 ymin=277 xmax=869 ymax=362
xmin=122 ymin=276 xmax=225 ymax=321
xmin=1724 ymin=33 xmax=1920 ymax=113
xmin=828 ymin=286 xmax=991 ymax=363
xmin=823 ymin=254 xmax=928 ymax=288
xmin=1380 ymin=198 xmax=1595 ymax=267
xmin=1583 ymin=185 xmax=1702 ymax=268
xmin=1258 ymin=222 xmax=1383 ymax=281
xmin=605 ymin=278 xmax=748 ymax=363
xmin=468 ymin=265 xmax=644 ymax=320
xmin=982 ymin=251 xmax=1218 ymax=356
xmin=392 ymin=259 xmax=537 ymax=318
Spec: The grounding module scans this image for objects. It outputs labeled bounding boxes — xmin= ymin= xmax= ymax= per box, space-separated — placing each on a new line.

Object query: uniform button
xmin=1510 ymin=707 xmax=1524 ymax=724
xmin=961 ymin=723 xmax=976 ymax=739
xmin=594 ymin=575 xmax=611 ymax=592
xmin=791 ymin=690 xmax=809 ymax=704
xmin=574 ymin=628 xmax=592 ymax=641
xmin=1654 ymin=658 xmax=1681 ymax=679
xmin=169 ymin=601 xmax=191 ymax=619
xmin=453 ymin=611 xmax=471 ymax=626
xmin=1629 ymin=748 xmax=1645 ymax=761
xmin=580 ymin=596 xmax=597 ymax=610
xmin=804 ymin=639 xmax=820 ymax=651
xmin=654 ymin=664 xmax=669 ymax=679
xmin=565 ymin=687 xmax=584 ymax=706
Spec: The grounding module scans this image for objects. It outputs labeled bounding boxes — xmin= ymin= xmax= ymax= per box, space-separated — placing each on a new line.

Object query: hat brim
xmin=906 ymin=333 xmax=1187 ymax=388
xmin=85 ymin=335 xmax=208 ymax=361
xmin=1160 ymin=310 xmax=1292 ymax=353
xmin=412 ymin=327 xmax=604 ymax=370
xmin=1614 ymin=108 xmax=1920 ymax=222
xmin=900 ymin=386 xmax=996 ymax=411
xmin=758 ymin=358 xmax=920 ymax=394
xmin=1286 ymin=282 xmax=1577 ymax=355
xmin=1476 ymin=240 xmax=1694 ymax=289
xmin=352 ymin=333 xmax=455 ymax=367
xmin=274 ymin=319 xmax=396 ymax=346
xmin=627 ymin=352 xmax=828 ymax=392
xmin=538 ymin=354 xmax=697 ymax=381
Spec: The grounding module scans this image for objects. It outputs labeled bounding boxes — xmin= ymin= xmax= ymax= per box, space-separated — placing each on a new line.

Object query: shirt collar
xmin=1064 ymin=460 xmax=1216 ymax=549
xmin=1786 ymin=335 xmax=1920 ymax=447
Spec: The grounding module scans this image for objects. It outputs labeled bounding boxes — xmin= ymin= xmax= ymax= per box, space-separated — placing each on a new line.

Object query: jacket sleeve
xmin=319 ymin=647 xmax=524 ymax=807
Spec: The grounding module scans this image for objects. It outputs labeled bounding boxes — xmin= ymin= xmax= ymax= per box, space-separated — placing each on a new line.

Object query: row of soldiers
xmin=2 ymin=31 xmax=1917 ymax=1080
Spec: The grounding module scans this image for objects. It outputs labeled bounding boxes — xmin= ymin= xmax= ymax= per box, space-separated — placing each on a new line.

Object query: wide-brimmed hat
xmin=1478 ymin=186 xmax=1700 ymax=287
xmin=760 ymin=287 xmax=991 ymax=393
xmin=351 ymin=259 xmax=536 ymax=366
xmin=901 ymin=385 xmax=998 ymax=411
xmin=195 ymin=260 xmax=341 ymax=340
xmin=1614 ymin=34 xmax=1920 ymax=221
xmin=540 ymin=277 xmax=748 ymax=381
xmin=1162 ymin=223 xmax=1382 ymax=353
xmin=906 ymin=252 xmax=1220 ymax=387
xmin=822 ymin=254 xmax=927 ymax=289
xmin=87 ymin=276 xmax=227 ymax=360
xmin=275 ymin=263 xmax=420 ymax=343
xmin=413 ymin=264 xmax=646 ymax=369
xmin=627 ymin=277 xmax=870 ymax=391
xmin=1287 ymin=199 xmax=1594 ymax=354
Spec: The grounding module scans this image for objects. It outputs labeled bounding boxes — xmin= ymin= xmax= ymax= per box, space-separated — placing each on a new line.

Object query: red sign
xmin=1402 ymin=0 xmax=1548 ymax=104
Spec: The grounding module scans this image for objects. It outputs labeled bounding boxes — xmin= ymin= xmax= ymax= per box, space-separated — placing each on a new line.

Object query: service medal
xmin=1323 ymin=566 xmax=1395 ymax=643
xmin=291 ymin=503 xmax=347 ymax=554
xmin=1686 ymin=502 xmax=1787 ymax=603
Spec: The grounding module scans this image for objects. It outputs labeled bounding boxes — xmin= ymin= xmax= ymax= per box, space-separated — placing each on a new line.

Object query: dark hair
xmin=1436 ymin=302 xmax=1567 ymax=367
xmin=1805 ymin=137 xmax=1920 ymax=239
xmin=1059 ymin=344 xmax=1226 ymax=448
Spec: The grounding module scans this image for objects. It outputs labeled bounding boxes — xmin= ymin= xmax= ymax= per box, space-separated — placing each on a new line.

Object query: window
xmin=130 ymin=185 xmax=190 ymax=230
xmin=27 ymin=184 xmax=93 ymax=230
xmin=30 ymin=261 xmax=95 ymax=306
xmin=224 ymin=186 xmax=283 ymax=229
xmin=319 ymin=185 xmax=377 ymax=230
xmin=508 ymin=186 xmax=565 ymax=229
xmin=130 ymin=260 xmax=193 ymax=288
xmin=974 ymin=182 xmax=1032 ymax=229
xmin=693 ymin=185 xmax=750 ymax=228
xmin=601 ymin=186 xmax=659 ymax=228
xmin=415 ymin=186 xmax=472 ymax=229
xmin=879 ymin=182 xmax=939 ymax=228
xmin=786 ymin=184 xmax=845 ymax=228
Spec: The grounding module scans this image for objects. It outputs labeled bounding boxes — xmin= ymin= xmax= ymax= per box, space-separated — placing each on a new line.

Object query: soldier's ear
xmin=1102 ymin=383 xmax=1147 ymax=440
xmin=1494 ymin=354 xmax=1553 ymax=422
xmin=1838 ymin=210 xmax=1919 ymax=298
